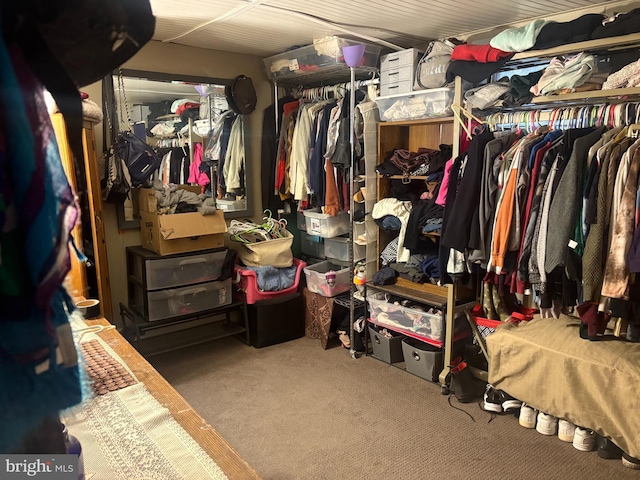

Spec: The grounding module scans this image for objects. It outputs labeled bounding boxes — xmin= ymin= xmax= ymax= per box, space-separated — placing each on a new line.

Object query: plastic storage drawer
xmin=303 ymin=260 xmax=350 ymax=297
xmin=380 ymin=48 xmax=421 ymax=71
xmin=263 ymin=38 xmax=382 ymax=81
xmin=133 ymin=249 xmax=227 ymax=290
xmin=144 ymin=278 xmax=232 ymax=321
xmin=235 ymin=258 xmax=306 ymax=305
xmin=367 ymin=292 xmax=444 ymax=343
xmin=324 ymin=236 xmax=365 ymax=262
xmin=301 ymin=232 xmax=325 ymax=258
xmin=368 ymin=324 xmax=404 ymax=364
xmin=401 ymin=337 xmax=443 ymax=382
xmin=303 ymin=210 xmax=349 ymax=238
xmin=375 ymin=88 xmax=454 ymax=122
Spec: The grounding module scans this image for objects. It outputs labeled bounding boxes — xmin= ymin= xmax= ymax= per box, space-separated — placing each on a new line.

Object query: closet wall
xmin=83 ymin=40 xmax=272 ymax=324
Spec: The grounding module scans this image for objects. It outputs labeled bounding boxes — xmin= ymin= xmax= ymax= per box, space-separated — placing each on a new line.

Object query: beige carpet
xmin=150 ymin=335 xmax=635 ymax=480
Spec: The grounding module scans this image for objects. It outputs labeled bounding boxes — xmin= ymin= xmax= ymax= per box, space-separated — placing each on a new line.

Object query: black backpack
xmin=114 ymin=131 xmax=161 ymax=187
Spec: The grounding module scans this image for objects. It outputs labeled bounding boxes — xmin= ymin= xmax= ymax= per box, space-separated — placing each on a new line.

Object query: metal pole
xmin=349 ymin=66 xmax=357 ymax=359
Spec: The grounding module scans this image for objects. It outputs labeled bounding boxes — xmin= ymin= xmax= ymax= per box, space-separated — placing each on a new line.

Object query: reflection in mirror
xmin=110 ymin=70 xmax=250 ymax=228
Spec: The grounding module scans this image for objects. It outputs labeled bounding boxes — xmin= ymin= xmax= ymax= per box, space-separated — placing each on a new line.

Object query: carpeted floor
xmin=150 ymin=335 xmax=635 ymax=480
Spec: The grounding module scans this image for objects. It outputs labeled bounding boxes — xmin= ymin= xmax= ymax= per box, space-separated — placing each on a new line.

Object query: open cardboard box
xmin=139 ymin=186 xmax=227 ymax=256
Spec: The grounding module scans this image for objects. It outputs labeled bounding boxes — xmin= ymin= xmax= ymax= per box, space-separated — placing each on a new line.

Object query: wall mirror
xmin=105 ymin=69 xmax=252 ymax=228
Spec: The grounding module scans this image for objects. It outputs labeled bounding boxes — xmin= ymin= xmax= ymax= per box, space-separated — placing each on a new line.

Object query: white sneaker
xmin=573 ymin=427 xmax=596 ymax=452
xmin=519 ymin=403 xmax=537 ymax=429
xmin=536 ymin=412 xmax=558 ymax=435
xmin=558 ymin=419 xmax=576 ymax=442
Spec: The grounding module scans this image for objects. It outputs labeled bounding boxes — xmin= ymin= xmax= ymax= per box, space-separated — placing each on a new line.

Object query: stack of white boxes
xmin=379 ymin=48 xmax=422 ymax=96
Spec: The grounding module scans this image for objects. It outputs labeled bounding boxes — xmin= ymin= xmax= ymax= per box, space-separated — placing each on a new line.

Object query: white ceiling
xmin=148 ymin=0 xmax=639 ymax=58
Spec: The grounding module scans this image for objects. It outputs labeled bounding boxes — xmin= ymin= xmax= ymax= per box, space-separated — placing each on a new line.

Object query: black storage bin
xmin=248 ymin=293 xmax=305 ymax=348
xmin=368 ymin=324 xmax=404 ymax=364
xmin=401 ymin=336 xmax=443 ymax=382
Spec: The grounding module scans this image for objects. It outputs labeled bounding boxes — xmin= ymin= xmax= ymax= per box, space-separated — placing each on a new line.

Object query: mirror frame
xmin=105 ymin=68 xmax=254 ymax=229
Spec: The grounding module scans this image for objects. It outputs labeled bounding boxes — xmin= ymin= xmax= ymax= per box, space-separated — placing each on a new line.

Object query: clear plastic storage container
xmin=132 ymin=249 xmax=227 ymax=290
xmin=263 ymin=38 xmax=382 ymax=81
xmin=300 ymin=232 xmax=325 ymax=258
xmin=366 ymin=291 xmax=444 ymax=343
xmin=324 ymin=236 xmax=365 ymax=262
xmin=217 ymin=198 xmax=246 ymax=212
xmin=375 ymin=88 xmax=454 ymax=122
xmin=303 ymin=210 xmax=349 ymax=238
xmin=145 ymin=278 xmax=232 ymax=321
xmin=303 ymin=261 xmax=350 ymax=297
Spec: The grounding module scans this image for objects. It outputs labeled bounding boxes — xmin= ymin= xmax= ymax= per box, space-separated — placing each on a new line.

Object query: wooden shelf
xmin=378 ymin=174 xmax=429 ymax=180
xmin=530 ymin=86 xmax=640 ymax=105
xmin=511 ymin=32 xmax=640 ymax=61
xmin=379 ymin=116 xmax=455 ymax=127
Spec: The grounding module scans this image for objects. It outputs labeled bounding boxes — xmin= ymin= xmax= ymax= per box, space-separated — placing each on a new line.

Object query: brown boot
xmin=492 ymin=284 xmax=511 ymax=322
xmin=482 ymin=282 xmax=499 ymax=320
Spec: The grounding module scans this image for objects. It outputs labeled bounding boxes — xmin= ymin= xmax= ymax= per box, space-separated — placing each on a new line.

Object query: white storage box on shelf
xmin=367 ymin=291 xmax=444 ymax=344
xmin=375 ymin=88 xmax=454 ymax=122
xmin=217 ymin=198 xmax=246 ymax=212
xmin=303 ymin=260 xmax=350 ymax=297
xmin=324 ymin=236 xmax=365 ymax=262
xmin=300 ymin=231 xmax=325 ymax=258
xmin=303 ymin=210 xmax=349 ymax=238
xmin=379 ymin=48 xmax=422 ymax=96
xmin=263 ymin=37 xmax=382 ymax=81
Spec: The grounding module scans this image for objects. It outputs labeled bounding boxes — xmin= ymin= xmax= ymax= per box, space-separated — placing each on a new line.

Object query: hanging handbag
xmin=414 ymin=39 xmax=457 ymax=90
xmin=103 ymin=146 xmax=130 ymax=204
xmin=114 ymin=70 xmax=161 ymax=187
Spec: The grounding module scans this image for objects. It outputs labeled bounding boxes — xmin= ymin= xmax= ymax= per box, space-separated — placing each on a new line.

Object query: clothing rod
xmin=294 ymin=78 xmax=379 ymax=96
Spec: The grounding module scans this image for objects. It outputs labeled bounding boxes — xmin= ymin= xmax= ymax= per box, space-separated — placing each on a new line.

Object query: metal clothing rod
xmin=484 ymin=102 xmax=640 ymax=132
xmin=294 ymin=78 xmax=379 ymax=100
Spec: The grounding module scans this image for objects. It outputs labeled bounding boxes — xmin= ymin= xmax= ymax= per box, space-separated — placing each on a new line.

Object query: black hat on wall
xmin=226 ymin=75 xmax=257 ymax=115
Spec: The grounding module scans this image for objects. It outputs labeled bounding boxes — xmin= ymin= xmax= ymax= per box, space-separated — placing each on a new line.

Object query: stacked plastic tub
xmin=234 ymin=258 xmax=307 ymax=348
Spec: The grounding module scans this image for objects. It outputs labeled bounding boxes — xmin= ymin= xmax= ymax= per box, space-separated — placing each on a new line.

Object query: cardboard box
xmin=138 ymin=187 xmax=227 ymax=256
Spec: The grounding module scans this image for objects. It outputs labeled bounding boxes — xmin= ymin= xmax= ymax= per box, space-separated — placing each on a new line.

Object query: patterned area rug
xmin=65 ymin=383 xmax=228 ymax=480
xmin=63 ymin=326 xmax=227 ymax=480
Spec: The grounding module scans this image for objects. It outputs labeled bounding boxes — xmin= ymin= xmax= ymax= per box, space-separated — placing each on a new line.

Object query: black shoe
xmin=449 ymin=357 xmax=484 ymax=403
xmin=597 ymin=435 xmax=623 ymax=459
xmin=483 ymin=384 xmax=502 ymax=412
xmin=500 ymin=390 xmax=522 ymax=412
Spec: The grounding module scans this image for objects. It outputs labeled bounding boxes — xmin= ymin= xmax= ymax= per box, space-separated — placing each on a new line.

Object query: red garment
xmin=175 ymin=102 xmax=200 ymax=116
xmin=451 ymin=44 xmax=512 ymax=63
xmin=324 ymin=159 xmax=339 ymax=216
xmin=274 ymin=101 xmax=299 ymax=196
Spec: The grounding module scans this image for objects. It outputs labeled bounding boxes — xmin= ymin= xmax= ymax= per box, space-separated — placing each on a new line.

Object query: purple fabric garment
xmin=9 ymin=46 xmax=77 ymax=312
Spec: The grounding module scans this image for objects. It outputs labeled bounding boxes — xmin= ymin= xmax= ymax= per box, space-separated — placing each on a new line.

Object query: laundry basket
xmin=235 ymin=258 xmax=306 ymax=304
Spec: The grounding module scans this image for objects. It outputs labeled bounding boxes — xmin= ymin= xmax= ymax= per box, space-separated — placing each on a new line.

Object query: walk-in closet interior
xmin=5 ymin=0 xmax=640 ymax=478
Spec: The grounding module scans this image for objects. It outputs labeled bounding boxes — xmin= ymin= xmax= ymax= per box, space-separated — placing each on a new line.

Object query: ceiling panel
xmin=149 ymin=0 xmax=632 ymax=58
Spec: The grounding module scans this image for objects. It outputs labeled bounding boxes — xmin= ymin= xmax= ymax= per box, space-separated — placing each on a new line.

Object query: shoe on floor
xmin=483 ymin=384 xmax=503 ymax=413
xmin=500 ymin=391 xmax=522 ymax=412
xmin=597 ymin=435 xmax=622 ymax=459
xmin=573 ymin=427 xmax=596 ymax=451
xmin=623 ymin=453 xmax=640 ymax=469
xmin=536 ymin=412 xmax=558 ymax=436
xmin=558 ymin=419 xmax=576 ymax=442
xmin=519 ymin=403 xmax=537 ymax=429
xmin=450 ymin=358 xmax=484 ymax=403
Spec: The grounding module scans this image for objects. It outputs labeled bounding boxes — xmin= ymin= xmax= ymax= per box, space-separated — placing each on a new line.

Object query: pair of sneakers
xmin=483 ymin=384 xmax=521 ymax=413
xmin=519 ymin=406 xmax=567 ymax=438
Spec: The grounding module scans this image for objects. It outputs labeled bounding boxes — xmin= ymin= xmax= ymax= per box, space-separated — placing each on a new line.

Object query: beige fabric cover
xmin=487 ymin=314 xmax=640 ymax=457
